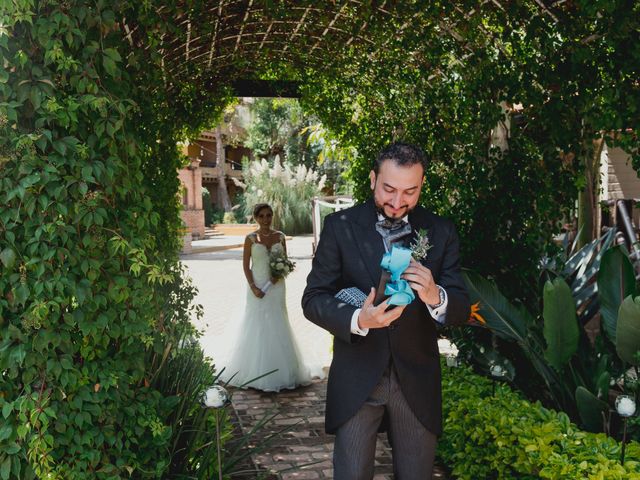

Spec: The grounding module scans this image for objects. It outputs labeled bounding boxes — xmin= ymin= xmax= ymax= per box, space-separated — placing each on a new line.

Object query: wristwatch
xmin=428 ymin=285 xmax=446 ymax=308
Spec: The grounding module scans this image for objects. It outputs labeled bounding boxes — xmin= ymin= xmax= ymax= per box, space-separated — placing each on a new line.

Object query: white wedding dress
xmin=219 ymin=235 xmax=312 ymax=392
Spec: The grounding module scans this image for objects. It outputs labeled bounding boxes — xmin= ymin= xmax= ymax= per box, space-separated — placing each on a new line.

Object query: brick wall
xmin=178 ymin=162 xmax=203 ymax=210
xmin=181 ymin=209 xmax=205 ymax=239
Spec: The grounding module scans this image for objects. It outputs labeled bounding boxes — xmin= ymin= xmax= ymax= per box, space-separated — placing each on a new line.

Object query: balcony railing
xmin=201 ymin=164 xmax=243 ymax=181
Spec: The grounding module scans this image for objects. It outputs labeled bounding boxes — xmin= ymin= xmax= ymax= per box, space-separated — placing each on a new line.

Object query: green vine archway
xmin=1 ymin=0 xmax=638 ymax=477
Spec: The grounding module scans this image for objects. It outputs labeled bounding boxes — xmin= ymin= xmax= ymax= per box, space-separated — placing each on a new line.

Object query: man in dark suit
xmin=302 ymin=143 xmax=470 ymax=479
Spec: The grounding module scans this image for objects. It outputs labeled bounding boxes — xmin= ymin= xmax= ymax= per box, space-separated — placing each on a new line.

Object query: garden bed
xmin=439 ymin=361 xmax=640 ymax=479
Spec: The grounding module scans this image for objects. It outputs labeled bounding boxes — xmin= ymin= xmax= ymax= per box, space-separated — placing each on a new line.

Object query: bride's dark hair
xmin=252 ymin=203 xmax=273 ymax=219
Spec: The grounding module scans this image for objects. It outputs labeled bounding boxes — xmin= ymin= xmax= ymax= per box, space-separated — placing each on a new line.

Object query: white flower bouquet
xmin=269 ymin=249 xmax=296 ymax=279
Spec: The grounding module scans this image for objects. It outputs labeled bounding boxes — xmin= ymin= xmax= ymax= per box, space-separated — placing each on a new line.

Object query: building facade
xmin=178 ymin=102 xmax=253 ymax=239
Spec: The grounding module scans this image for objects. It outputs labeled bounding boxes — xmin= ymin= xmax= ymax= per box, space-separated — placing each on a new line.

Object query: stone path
xmin=230 ymin=380 xmax=449 ymax=479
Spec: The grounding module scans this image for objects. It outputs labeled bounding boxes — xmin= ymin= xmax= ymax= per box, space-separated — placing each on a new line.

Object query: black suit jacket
xmin=301 ymin=199 xmax=469 ymax=435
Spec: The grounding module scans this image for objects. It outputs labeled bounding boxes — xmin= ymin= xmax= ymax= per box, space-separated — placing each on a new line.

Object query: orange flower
xmin=468 ymin=301 xmax=486 ymax=326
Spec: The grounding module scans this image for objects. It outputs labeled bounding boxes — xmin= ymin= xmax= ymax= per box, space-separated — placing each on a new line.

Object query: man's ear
xmin=369 ymin=170 xmax=376 ymax=190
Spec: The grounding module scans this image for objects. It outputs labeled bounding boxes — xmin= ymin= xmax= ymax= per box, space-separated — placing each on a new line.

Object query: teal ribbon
xmin=380 ymin=246 xmax=415 ymax=305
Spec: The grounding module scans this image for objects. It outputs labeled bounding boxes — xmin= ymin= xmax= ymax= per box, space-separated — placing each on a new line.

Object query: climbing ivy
xmin=0 ymin=1 xmax=230 ymax=478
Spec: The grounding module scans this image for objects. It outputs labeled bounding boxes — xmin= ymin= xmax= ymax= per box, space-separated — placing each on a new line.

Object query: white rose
xmin=490 ymin=364 xmax=505 ymax=378
xmin=202 ymin=385 xmax=229 ymax=408
xmin=276 ymin=262 xmax=284 ymax=269
xmin=615 ymin=395 xmax=637 ymax=417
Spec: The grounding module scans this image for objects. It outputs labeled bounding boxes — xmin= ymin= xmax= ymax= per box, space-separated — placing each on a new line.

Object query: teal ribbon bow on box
xmin=380 ymin=246 xmax=415 ymax=305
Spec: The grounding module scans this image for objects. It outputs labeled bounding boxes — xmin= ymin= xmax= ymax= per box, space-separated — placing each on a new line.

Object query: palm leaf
xmin=462 ymin=269 xmax=531 ymax=342
xmin=598 ymin=245 xmax=637 ymax=343
xmin=616 ymin=295 xmax=640 ymax=365
xmin=575 ymin=386 xmax=608 ymax=433
xmin=542 ymin=278 xmax=579 ymax=371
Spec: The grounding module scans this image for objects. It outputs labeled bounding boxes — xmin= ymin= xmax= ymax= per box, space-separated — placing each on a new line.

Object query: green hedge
xmin=440 ymin=362 xmax=640 ymax=479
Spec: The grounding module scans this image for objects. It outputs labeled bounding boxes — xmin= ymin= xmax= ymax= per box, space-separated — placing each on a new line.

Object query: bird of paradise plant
xmin=468 ymin=301 xmax=486 ymax=326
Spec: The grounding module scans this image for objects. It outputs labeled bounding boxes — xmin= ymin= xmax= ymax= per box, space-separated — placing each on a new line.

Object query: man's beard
xmin=374 ymin=200 xmax=415 ymax=221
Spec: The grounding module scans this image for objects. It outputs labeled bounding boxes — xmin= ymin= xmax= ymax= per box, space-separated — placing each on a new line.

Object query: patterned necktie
xmin=375 ymin=217 xmax=412 ymax=251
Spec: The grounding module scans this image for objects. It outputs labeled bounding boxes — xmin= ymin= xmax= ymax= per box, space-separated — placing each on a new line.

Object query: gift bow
xmin=380 ymin=246 xmax=415 ymax=306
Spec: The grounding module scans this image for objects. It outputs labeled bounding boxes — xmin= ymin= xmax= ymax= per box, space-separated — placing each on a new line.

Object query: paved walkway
xmin=181 ymin=235 xmax=451 ymax=479
xmin=230 ymin=380 xmax=449 ymax=479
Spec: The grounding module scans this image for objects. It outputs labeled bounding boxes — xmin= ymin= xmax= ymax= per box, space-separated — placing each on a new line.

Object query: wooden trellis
xmin=120 ymin=0 xmax=567 ymax=93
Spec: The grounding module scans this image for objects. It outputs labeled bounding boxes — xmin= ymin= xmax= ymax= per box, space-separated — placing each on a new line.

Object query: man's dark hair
xmin=373 ymin=142 xmax=428 ymax=174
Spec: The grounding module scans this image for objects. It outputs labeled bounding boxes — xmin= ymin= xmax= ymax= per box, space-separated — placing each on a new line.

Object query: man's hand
xmin=402 ymin=259 xmax=440 ymax=305
xmin=357 ymin=287 xmax=406 ymax=329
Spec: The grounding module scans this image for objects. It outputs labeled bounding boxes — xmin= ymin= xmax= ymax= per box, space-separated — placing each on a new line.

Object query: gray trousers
xmin=333 ymin=366 xmax=437 ymax=480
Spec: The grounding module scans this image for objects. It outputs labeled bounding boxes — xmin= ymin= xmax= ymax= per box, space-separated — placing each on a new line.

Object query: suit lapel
xmin=351 ymin=200 xmax=385 ymax=286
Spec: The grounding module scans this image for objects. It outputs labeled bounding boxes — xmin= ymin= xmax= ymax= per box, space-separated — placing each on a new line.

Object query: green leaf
xmin=52 ymin=140 xmax=67 ymax=155
xmin=0 ymin=456 xmax=10 ymax=480
xmin=13 ymin=284 xmax=29 ymax=306
xmin=616 ymin=295 xmax=640 ymax=365
xmin=0 ymin=424 xmax=12 ymax=441
xmin=5 ymin=443 xmax=19 ymax=455
xmin=35 ymin=134 xmax=47 ymax=152
xmin=543 ymin=278 xmax=579 ymax=370
xmin=103 ymin=48 xmax=121 ymax=62
xmin=0 ymin=248 xmax=16 ymax=269
xmin=462 ymin=269 xmax=531 ymax=342
xmin=60 ymin=357 xmax=73 ymax=370
xmin=597 ymin=245 xmax=636 ymax=342
xmin=2 ymin=402 xmax=13 ymax=419
xmin=575 ymin=386 xmax=608 ymax=433
xmin=102 ymin=55 xmax=117 ymax=77
xmin=29 ymin=87 xmax=42 ymax=110
xmin=81 ymin=165 xmax=92 ymax=181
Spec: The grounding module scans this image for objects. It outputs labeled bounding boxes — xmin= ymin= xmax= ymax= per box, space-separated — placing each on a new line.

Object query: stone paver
xmin=181 ymin=235 xmax=452 ymax=479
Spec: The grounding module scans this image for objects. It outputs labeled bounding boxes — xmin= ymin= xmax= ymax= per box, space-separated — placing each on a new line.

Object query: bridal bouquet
xmin=269 ymin=249 xmax=296 ymax=279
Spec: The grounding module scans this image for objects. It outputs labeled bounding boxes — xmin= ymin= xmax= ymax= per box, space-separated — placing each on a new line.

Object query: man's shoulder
xmin=324 ymin=201 xmax=368 ymax=225
xmin=413 ymin=206 xmax=456 ymax=230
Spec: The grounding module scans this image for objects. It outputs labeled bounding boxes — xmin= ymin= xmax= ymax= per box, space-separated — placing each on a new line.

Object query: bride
xmin=220 ymin=203 xmax=312 ymax=392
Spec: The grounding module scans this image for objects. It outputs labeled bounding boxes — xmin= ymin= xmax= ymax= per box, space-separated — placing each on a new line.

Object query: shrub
xmin=202 ymin=188 xmax=215 ymax=226
xmin=449 ymin=234 xmax=640 ymax=441
xmin=439 ymin=362 xmax=640 ymax=479
xmin=222 ymin=211 xmax=237 ymax=224
xmin=242 ymin=157 xmax=326 ymax=235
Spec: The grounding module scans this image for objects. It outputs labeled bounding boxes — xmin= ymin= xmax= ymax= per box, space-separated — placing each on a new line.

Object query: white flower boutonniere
xmin=410 ymin=228 xmax=433 ymax=262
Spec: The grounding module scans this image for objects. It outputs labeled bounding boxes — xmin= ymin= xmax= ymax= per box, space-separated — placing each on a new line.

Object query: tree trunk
xmin=576 ymin=136 xmax=605 ymax=249
xmin=489 ymin=101 xmax=511 ymax=156
xmin=215 ymin=126 xmax=232 ymax=212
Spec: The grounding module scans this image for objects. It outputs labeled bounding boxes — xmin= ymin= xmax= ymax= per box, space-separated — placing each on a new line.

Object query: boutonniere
xmin=409 ymin=228 xmax=433 ymax=262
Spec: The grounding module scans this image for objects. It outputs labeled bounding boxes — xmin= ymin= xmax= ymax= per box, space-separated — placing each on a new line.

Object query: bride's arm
xmin=243 ymin=235 xmax=264 ymax=298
